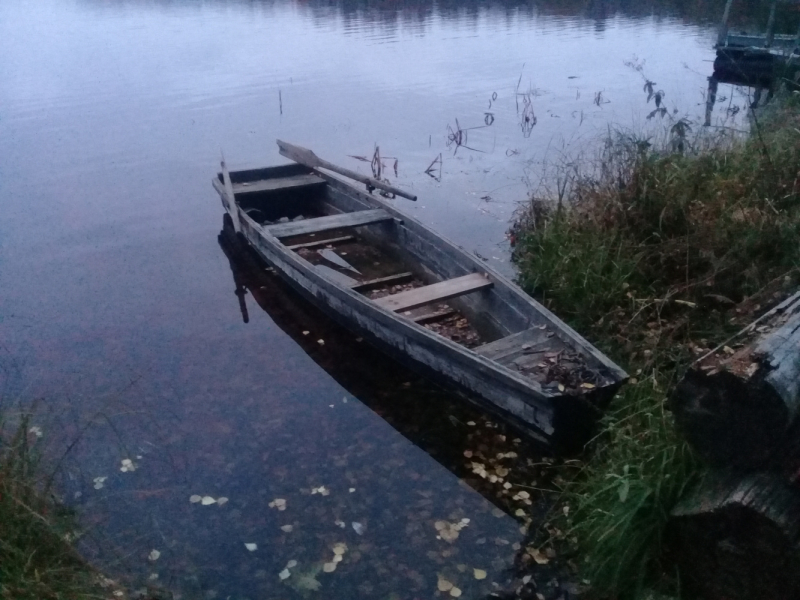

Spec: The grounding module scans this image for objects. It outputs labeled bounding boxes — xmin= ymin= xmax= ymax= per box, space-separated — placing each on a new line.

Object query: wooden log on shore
xmin=670 ymin=292 xmax=800 ymax=469
xmin=667 ymin=471 xmax=800 ymax=600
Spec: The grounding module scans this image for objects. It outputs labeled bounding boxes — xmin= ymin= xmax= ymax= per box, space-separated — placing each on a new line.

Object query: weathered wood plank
xmin=220 ymin=160 xmax=241 ymax=233
xmin=286 ymin=235 xmax=355 ymax=251
xmin=412 ymin=309 xmax=457 ymax=324
xmin=374 ymin=273 xmax=492 ymax=313
xmin=350 ymin=272 xmax=414 ymax=292
xmin=266 ymin=209 xmax=392 ymax=238
xmin=232 ymin=173 xmax=325 ymax=195
xmin=475 ymin=327 xmax=553 ymax=362
xmin=314 ymin=264 xmax=358 ymax=287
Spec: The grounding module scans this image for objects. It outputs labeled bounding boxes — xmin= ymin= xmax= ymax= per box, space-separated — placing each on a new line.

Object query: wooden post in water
xmin=765 ymin=0 xmax=778 ymax=48
xmin=717 ymin=0 xmax=735 ymax=46
xmin=704 ymin=76 xmax=718 ymax=127
xmin=220 ymin=157 xmax=241 ymax=234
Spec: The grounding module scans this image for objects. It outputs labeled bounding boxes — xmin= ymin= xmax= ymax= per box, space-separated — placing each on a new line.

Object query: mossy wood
xmin=211 ymin=145 xmax=628 ymax=450
xmin=671 ymin=291 xmax=800 ymax=469
xmin=668 ymin=471 xmax=800 ymax=600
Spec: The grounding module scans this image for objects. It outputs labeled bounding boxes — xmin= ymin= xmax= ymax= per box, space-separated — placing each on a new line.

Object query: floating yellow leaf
xmin=473 ymin=568 xmax=487 ymax=580
xmin=580 ymin=382 xmax=596 ymax=389
xmin=201 ymin=496 xmax=216 ymax=505
xmin=280 ymin=525 xmax=293 ymax=533
xmin=278 ymin=568 xmax=291 ymax=580
xmin=148 ymin=549 xmax=161 ymax=561
xmin=216 ymin=497 xmax=228 ymax=506
xmin=332 ymin=543 xmax=348 ymax=555
xmin=529 ymin=548 xmax=549 ymax=565
xmin=514 ymin=508 xmax=526 ymax=517
xmin=450 ymin=587 xmax=462 ymax=597
xmin=557 ymin=383 xmax=565 ymax=392
xmin=323 ymin=562 xmax=337 ymax=573
xmin=244 ymin=543 xmax=257 ymax=552
xmin=332 ymin=554 xmax=343 ymax=563
xmin=189 ymin=495 xmax=201 ymax=503
xmin=437 ymin=576 xmax=453 ymax=592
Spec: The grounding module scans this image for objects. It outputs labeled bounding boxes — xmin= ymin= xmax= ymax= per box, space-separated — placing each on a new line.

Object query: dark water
xmin=0 ymin=0 xmax=752 ymax=597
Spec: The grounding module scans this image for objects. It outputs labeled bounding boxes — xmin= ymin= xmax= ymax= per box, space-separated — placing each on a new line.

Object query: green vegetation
xmin=511 ymin=92 xmax=800 ymax=598
xmin=0 ymin=412 xmax=110 ymax=600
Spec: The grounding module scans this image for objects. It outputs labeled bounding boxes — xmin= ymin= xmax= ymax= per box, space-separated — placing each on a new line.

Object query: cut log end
xmin=671 ymin=368 xmax=791 ymax=468
xmin=667 ymin=472 xmax=800 ymax=600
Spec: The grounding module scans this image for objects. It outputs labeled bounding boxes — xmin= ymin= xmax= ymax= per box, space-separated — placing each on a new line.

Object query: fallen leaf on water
xmin=557 ymin=384 xmax=565 ymax=392
xmin=473 ymin=568 xmax=487 ymax=580
xmin=93 ymin=477 xmax=107 ymax=490
xmin=463 ymin=450 xmax=473 ymax=458
xmin=244 ymin=543 xmax=257 ymax=552
xmin=278 ymin=569 xmax=291 ymax=580
xmin=437 ymin=576 xmax=454 ymax=592
xmin=334 ymin=520 xmax=345 ymax=528
xmin=216 ymin=497 xmax=228 ymax=506
xmin=317 ymin=339 xmax=325 ymax=345
xmin=349 ymin=488 xmax=356 ymax=493
xmin=201 ymin=496 xmax=216 ymax=505
xmin=280 ymin=525 xmax=293 ymax=533
xmin=302 ymin=331 xmax=310 ymax=335
xmin=529 ymin=548 xmax=549 ymax=565
xmin=352 ymin=522 xmax=365 ymax=535
xmin=189 ymin=495 xmax=201 ymax=503
xmin=323 ymin=562 xmax=337 ymax=573
xmin=120 ymin=459 xmax=136 ymax=473
xmin=514 ymin=509 xmax=525 ymax=517
xmin=450 ymin=587 xmax=462 ymax=597
xmin=332 ymin=543 xmax=348 ymax=555
xmin=148 ymin=550 xmax=161 ymax=561
xmin=332 ymin=554 xmax=342 ymax=563
xmin=269 ymin=498 xmax=287 ymax=511
xmin=286 ymin=560 xmax=298 ymax=569
xmin=580 ymin=382 xmax=596 ymax=389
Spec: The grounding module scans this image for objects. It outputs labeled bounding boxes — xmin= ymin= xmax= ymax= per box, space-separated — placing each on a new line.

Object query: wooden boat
xmin=212 ymin=141 xmax=627 ymax=450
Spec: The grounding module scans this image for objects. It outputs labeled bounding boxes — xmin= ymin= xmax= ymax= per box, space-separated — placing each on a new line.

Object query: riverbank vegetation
xmin=0 ymin=411 xmax=116 ymax=600
xmin=511 ymin=91 xmax=800 ymax=598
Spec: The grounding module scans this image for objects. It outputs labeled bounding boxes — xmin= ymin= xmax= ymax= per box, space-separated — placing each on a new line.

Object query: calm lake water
xmin=0 ymin=0 xmax=751 ymax=597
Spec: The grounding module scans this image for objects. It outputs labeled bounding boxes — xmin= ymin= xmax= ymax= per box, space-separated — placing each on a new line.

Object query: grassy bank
xmin=511 ymin=93 xmax=800 ymax=598
xmin=0 ymin=412 xmax=116 ymax=600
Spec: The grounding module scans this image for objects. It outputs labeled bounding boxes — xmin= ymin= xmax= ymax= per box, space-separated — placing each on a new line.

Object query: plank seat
xmin=266 ymin=209 xmax=393 ymax=239
xmin=232 ymin=173 xmax=325 ymax=195
xmin=475 ymin=326 xmax=566 ymax=365
xmin=373 ymin=273 xmax=492 ymax=313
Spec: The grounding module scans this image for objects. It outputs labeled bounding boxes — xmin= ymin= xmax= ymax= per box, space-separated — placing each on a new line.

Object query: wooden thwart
xmin=351 ymin=272 xmax=414 ymax=292
xmin=232 ymin=173 xmax=325 ymax=195
xmin=266 ymin=209 xmax=392 ymax=238
xmin=374 ymin=273 xmax=492 ymax=313
xmin=286 ymin=235 xmax=355 ymax=251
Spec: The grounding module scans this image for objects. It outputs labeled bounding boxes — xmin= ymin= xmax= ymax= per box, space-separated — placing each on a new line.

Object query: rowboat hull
xmin=212 ymin=160 xmax=626 ymax=451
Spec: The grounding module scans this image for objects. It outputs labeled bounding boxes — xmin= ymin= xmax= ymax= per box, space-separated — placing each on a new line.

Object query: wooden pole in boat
xmin=765 ymin=0 xmax=778 ymax=48
xmin=277 ymin=140 xmax=418 ymax=201
xmin=717 ymin=0 xmax=735 ymax=46
xmin=220 ymin=154 xmax=241 ymax=233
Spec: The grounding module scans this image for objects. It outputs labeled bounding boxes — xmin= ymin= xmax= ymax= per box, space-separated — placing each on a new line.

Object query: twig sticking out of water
xmin=520 ymin=94 xmax=537 ymax=138
xmin=425 ymin=153 xmax=443 ymax=181
xmin=446 ymin=119 xmax=488 ymax=155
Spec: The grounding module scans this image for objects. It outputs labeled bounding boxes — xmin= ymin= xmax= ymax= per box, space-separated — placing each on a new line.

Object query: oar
xmin=277 ymin=140 xmax=417 ymax=201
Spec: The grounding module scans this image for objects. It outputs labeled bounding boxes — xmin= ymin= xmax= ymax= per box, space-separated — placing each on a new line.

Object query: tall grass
xmin=512 ymin=93 xmax=800 ymax=598
xmin=0 ymin=411 xmax=108 ymax=600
